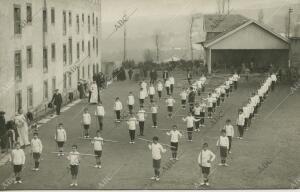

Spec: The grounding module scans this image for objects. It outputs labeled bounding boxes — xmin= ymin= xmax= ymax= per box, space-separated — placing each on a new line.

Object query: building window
xmin=52 ymin=77 xmax=56 ymax=94
xmin=43 ymin=9 xmax=47 ymax=32
xmin=82 ymin=13 xmax=84 ymax=24
xmin=15 ymin=91 xmax=22 ymax=112
xmin=63 ymin=73 xmax=67 ymax=90
xmin=43 ymin=47 xmax=48 ymax=72
xmin=15 ymin=51 xmax=22 ymax=81
xmin=14 ymin=5 xmax=21 ymax=34
xmin=93 ymin=64 xmax=95 ymax=75
xmin=43 ymin=80 xmax=48 ymax=100
xmin=88 ymin=41 xmax=91 ymax=57
xmin=96 ymin=63 xmax=99 ymax=73
xmin=77 ymin=67 xmax=80 ymax=81
xmin=26 ymin=46 xmax=32 ymax=68
xmin=26 ymin=4 xmax=32 ymax=24
xmin=51 ymin=43 xmax=56 ymax=61
xmin=27 ymin=86 xmax=33 ymax=108
xmin=82 ymin=40 xmax=84 ymax=52
xmin=96 ymin=17 xmax=98 ymax=32
xmin=93 ymin=37 xmax=95 ymax=50
xmin=88 ymin=15 xmax=90 ymax=33
xmin=68 ymin=73 xmax=72 ymax=87
xmin=96 ymin=38 xmax=98 ymax=56
xmin=63 ymin=11 xmax=67 ymax=35
xmin=51 ymin=8 xmax=55 ymax=24
xmin=76 ymin=42 xmax=80 ymax=60
xmin=92 ymin=13 xmax=95 ymax=26
xmin=82 ymin=66 xmax=85 ymax=79
xmin=88 ymin=64 xmax=90 ymax=79
xmin=63 ymin=44 xmax=67 ymax=65
xmin=76 ymin=14 xmax=79 ymax=33
xmin=69 ymin=11 xmax=72 ymax=26
xmin=68 ymin=38 xmax=72 ymax=65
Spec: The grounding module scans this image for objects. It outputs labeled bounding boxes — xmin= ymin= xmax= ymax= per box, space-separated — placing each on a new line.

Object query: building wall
xmin=0 ymin=0 xmax=101 ymax=119
xmin=290 ymin=38 xmax=300 ymax=68
xmin=210 ymin=23 xmax=289 ymax=50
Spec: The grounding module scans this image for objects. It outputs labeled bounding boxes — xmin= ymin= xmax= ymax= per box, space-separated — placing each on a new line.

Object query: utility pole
xmin=288 ymin=8 xmax=293 ymax=38
xmin=190 ymin=16 xmax=194 ymax=68
xmin=227 ymin=0 xmax=230 ymax=15
xmin=123 ymin=12 xmax=127 ymax=62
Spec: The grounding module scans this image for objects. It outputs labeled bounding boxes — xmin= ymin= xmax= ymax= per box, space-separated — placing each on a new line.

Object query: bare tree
xmin=153 ymin=30 xmax=162 ymax=63
xmin=189 ymin=16 xmax=195 ymax=63
xmin=258 ymin=9 xmax=264 ymax=23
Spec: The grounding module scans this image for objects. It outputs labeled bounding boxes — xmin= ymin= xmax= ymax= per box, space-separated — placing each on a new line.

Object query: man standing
xmin=51 ymin=89 xmax=63 ymax=115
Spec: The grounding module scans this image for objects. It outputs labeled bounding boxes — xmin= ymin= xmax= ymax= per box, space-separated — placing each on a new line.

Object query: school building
xmin=197 ymin=14 xmax=290 ymax=74
xmin=0 ymin=0 xmax=102 ymax=119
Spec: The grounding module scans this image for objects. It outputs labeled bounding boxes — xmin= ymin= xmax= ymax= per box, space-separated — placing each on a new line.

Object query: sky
xmin=102 ymin=0 xmax=300 ymax=22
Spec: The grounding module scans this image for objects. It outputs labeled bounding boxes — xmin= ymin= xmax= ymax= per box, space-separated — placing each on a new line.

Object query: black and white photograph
xmin=0 ymin=0 xmax=300 ymax=190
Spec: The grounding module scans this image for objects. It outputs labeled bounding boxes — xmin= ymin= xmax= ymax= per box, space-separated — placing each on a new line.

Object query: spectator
xmin=51 ymin=89 xmax=63 ymax=115
xmin=14 ymin=109 xmax=30 ymax=148
xmin=0 ymin=111 xmax=7 ymax=153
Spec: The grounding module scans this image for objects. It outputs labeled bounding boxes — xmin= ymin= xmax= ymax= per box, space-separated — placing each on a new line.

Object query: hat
xmin=0 ymin=111 xmax=5 ymax=115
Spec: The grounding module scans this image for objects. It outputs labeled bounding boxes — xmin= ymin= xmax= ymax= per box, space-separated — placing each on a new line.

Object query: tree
xmin=153 ymin=30 xmax=162 ymax=64
xmin=143 ymin=49 xmax=154 ymax=63
xmin=258 ymin=9 xmax=264 ymax=23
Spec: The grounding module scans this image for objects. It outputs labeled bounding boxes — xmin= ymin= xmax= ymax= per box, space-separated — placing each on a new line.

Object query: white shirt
xmin=237 ymin=113 xmax=245 ymax=125
xmin=68 ymin=151 xmax=80 ymax=165
xmin=11 ymin=149 xmax=25 ymax=165
xmin=180 ymin=91 xmax=187 ymax=100
xmin=166 ymin=98 xmax=176 ymax=106
xmin=165 ymin=80 xmax=171 ymax=87
xmin=141 ymin=82 xmax=147 ymax=89
xmin=114 ymin=101 xmax=123 ymax=110
xmin=137 ymin=110 xmax=146 ymax=121
xmin=31 ymin=138 xmax=43 ymax=153
xmin=95 ymin=106 xmax=105 ymax=116
xmin=216 ymin=136 xmax=229 ymax=149
xmin=200 ymin=76 xmax=207 ymax=83
xmin=151 ymin=106 xmax=158 ymax=114
xmin=148 ymin=143 xmax=166 ymax=160
xmin=148 ymin=86 xmax=156 ymax=95
xmin=183 ymin=116 xmax=198 ymax=127
xmin=82 ymin=113 xmax=91 ymax=125
xmin=197 ymin=81 xmax=203 ymax=89
xmin=92 ymin=137 xmax=103 ymax=151
xmin=169 ymin=77 xmax=175 ymax=85
xmin=243 ymin=106 xmax=250 ymax=118
xmin=194 ymin=106 xmax=201 ymax=115
xmin=224 ymin=125 xmax=234 ymax=137
xmin=139 ymin=91 xmax=146 ymax=99
xmin=127 ymin=117 xmax=138 ymax=130
xmin=271 ymin=74 xmax=277 ymax=82
xmin=233 ymin=74 xmax=239 ymax=81
xmin=198 ymin=149 xmax=215 ymax=167
xmin=220 ymin=85 xmax=226 ymax=94
xmin=127 ymin=95 xmax=135 ymax=105
xmin=166 ymin=130 xmax=182 ymax=143
xmin=55 ymin=128 xmax=67 ymax=142
xmin=157 ymin=83 xmax=163 ymax=91
xmin=207 ymin=97 xmax=213 ymax=107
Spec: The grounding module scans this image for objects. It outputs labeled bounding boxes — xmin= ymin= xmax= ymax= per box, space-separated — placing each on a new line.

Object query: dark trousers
xmin=234 ymin=81 xmax=237 ymax=90
xmin=194 ymin=115 xmax=200 ymax=129
xmin=200 ymin=112 xmax=205 ymax=125
xmin=166 ymin=87 xmax=170 ymax=95
xmin=129 ymin=130 xmax=135 ymax=141
xmin=33 ymin=152 xmax=41 ymax=168
xmin=187 ymin=127 xmax=193 ymax=140
xmin=228 ymin=136 xmax=232 ymax=151
xmin=56 ymin=105 xmax=61 ymax=115
xmin=238 ymin=125 xmax=244 ymax=137
xmin=158 ymin=91 xmax=162 ymax=99
xmin=149 ymin=95 xmax=154 ymax=102
xmin=139 ymin=121 xmax=144 ymax=135
xmin=139 ymin=99 xmax=144 ymax=107
xmin=115 ymin=110 xmax=121 ymax=120
xmin=152 ymin=113 xmax=157 ymax=126
xmin=97 ymin=116 xmax=103 ymax=130
xmin=170 ymin=84 xmax=174 ymax=94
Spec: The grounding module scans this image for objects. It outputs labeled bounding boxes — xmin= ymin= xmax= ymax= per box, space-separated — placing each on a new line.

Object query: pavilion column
xmin=207 ymin=48 xmax=212 ymax=74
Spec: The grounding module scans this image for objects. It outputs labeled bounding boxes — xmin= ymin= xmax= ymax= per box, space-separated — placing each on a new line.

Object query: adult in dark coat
xmin=163 ymin=70 xmax=169 ymax=83
xmin=51 ymin=89 xmax=63 ymax=115
xmin=0 ymin=111 xmax=7 ymax=153
xmin=128 ymin=68 xmax=133 ymax=80
xmin=77 ymin=81 xmax=85 ymax=99
xmin=150 ymin=69 xmax=157 ymax=84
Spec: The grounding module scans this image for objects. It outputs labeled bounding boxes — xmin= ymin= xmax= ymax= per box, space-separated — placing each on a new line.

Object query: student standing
xmin=139 ymin=88 xmax=146 ymax=108
xmin=169 ymin=75 xmax=175 ymax=94
xmin=54 ymin=123 xmax=67 ymax=156
xmin=165 ymin=95 xmax=176 ymax=118
xmin=206 ymin=94 xmax=213 ymax=119
xmin=127 ymin=92 xmax=135 ymax=114
xmin=67 ymin=145 xmax=80 ymax=187
xmin=30 ymin=132 xmax=43 ymax=171
xmin=193 ymin=103 xmax=202 ymax=132
xmin=148 ymin=136 xmax=166 ymax=181
xmin=95 ymin=102 xmax=105 ymax=131
xmin=222 ymin=119 xmax=234 ymax=154
xmin=197 ymin=143 xmax=216 ymax=186
xmin=180 ymin=88 xmax=188 ymax=109
xmin=114 ymin=97 xmax=123 ymax=123
xmin=148 ymin=84 xmax=156 ymax=103
xmin=166 ymin=125 xmax=182 ymax=160
xmin=11 ymin=142 xmax=25 ymax=184
xmin=127 ymin=114 xmax=138 ymax=144
xmin=137 ymin=107 xmax=146 ymax=136
xmin=163 ymin=70 xmax=169 ymax=83
xmin=216 ymin=130 xmax=229 ymax=166
xmin=91 ymin=130 xmax=103 ymax=169
xmin=157 ymin=80 xmax=163 ymax=99
xmin=199 ymin=101 xmax=206 ymax=127
xmin=182 ymin=113 xmax=199 ymax=141
xmin=151 ymin=103 xmax=159 ymax=128
xmin=165 ymin=78 xmax=171 ymax=96
xmin=188 ymin=87 xmax=196 ymax=113
xmin=236 ymin=109 xmax=245 ymax=139
xmin=82 ymin=108 xmax=91 ymax=138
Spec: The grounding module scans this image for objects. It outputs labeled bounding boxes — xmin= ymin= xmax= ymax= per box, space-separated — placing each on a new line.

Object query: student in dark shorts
xmin=148 ymin=136 xmax=166 ymax=181
xmin=197 ymin=143 xmax=216 ymax=186
xmin=11 ymin=142 xmax=25 ymax=184
xmin=55 ymin=123 xmax=67 ymax=156
xmin=67 ymin=145 xmax=80 ymax=187
xmin=91 ymin=130 xmax=103 ymax=169
xmin=216 ymin=130 xmax=229 ymax=166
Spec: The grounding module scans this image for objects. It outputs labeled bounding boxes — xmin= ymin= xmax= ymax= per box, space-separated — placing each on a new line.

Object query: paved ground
xmin=0 ymin=71 xmax=299 ymax=190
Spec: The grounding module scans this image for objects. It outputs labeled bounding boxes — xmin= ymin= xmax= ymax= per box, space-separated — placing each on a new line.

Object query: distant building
xmin=197 ymin=14 xmax=289 ymax=74
xmin=0 ymin=0 xmax=102 ymax=119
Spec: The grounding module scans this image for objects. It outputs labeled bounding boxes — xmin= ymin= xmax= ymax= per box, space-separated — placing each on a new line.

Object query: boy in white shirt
xmin=198 ymin=143 xmax=216 ymax=186
xmin=127 ymin=113 xmax=138 ymax=144
xmin=114 ymin=97 xmax=123 ymax=123
xmin=222 ymin=119 xmax=234 ymax=154
xmin=157 ymin=80 xmax=163 ymax=99
xmin=211 ymin=91 xmax=217 ymax=113
xmin=91 ymin=130 xmax=103 ymax=168
xmin=137 ymin=107 xmax=146 ymax=136
xmin=67 ymin=145 xmax=80 ymax=187
xmin=139 ymin=88 xmax=146 ymax=108
xmin=182 ymin=112 xmax=200 ymax=141
xmin=55 ymin=123 xmax=67 ymax=156
xmin=151 ymin=102 xmax=159 ymax=128
xmin=148 ymin=83 xmax=156 ymax=103
xmin=220 ymin=84 xmax=226 ymax=102
xmin=165 ymin=78 xmax=171 ymax=96
xmin=11 ymin=142 xmax=25 ymax=184
xmin=193 ymin=103 xmax=202 ymax=132
xmin=169 ymin=75 xmax=175 ymax=94
xmin=166 ymin=125 xmax=182 ymax=160
xmin=82 ymin=108 xmax=91 ymax=138
xmin=233 ymin=72 xmax=240 ymax=90
xmin=271 ymin=73 xmax=277 ymax=91
xmin=95 ymin=102 xmax=105 ymax=131
xmin=127 ymin=92 xmax=135 ymax=114
xmin=199 ymin=101 xmax=207 ymax=127
xmin=165 ymin=95 xmax=176 ymax=118
xmin=31 ymin=132 xmax=43 ymax=171
xmin=206 ymin=93 xmax=213 ymax=119
xmin=236 ymin=109 xmax=245 ymax=139
xmin=216 ymin=130 xmax=229 ymax=166
xmin=148 ymin=136 xmax=166 ymax=181
xmin=180 ymin=88 xmax=188 ymax=109
xmin=200 ymin=74 xmax=207 ymax=92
